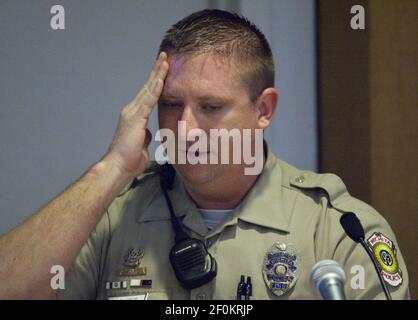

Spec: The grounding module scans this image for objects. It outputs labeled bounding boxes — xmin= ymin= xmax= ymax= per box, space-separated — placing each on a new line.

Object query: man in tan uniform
xmin=0 ymin=9 xmax=410 ymax=300
xmin=58 ymin=145 xmax=410 ymax=300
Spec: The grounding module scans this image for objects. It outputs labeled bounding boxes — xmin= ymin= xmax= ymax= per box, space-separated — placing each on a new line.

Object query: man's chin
xmin=173 ymin=163 xmax=222 ymax=186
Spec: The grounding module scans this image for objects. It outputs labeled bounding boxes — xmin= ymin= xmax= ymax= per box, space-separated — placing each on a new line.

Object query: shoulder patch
xmin=367 ymin=232 xmax=403 ymax=287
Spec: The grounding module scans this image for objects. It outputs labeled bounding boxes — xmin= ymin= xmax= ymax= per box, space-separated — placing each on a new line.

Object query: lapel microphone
xmin=160 ymin=164 xmax=217 ymax=289
xmin=340 ymin=212 xmax=392 ymax=300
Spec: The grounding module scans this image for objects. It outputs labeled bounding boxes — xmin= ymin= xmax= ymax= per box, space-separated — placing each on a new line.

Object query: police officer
xmin=0 ymin=9 xmax=410 ymax=300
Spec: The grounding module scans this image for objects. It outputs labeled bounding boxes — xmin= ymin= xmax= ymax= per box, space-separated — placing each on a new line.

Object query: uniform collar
xmin=231 ymin=142 xmax=290 ymax=234
xmin=135 ymin=170 xmax=209 ymax=236
xmin=173 ymin=141 xmax=290 ymax=236
xmin=137 ymin=141 xmax=290 ymax=236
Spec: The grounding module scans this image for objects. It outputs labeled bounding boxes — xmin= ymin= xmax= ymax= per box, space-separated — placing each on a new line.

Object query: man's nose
xmin=178 ymin=106 xmax=206 ymax=143
xmin=179 ymin=105 xmax=200 ymax=130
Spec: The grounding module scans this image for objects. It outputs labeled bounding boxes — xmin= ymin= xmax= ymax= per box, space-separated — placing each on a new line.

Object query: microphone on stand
xmin=340 ymin=212 xmax=392 ymax=300
xmin=310 ymin=260 xmax=347 ymax=300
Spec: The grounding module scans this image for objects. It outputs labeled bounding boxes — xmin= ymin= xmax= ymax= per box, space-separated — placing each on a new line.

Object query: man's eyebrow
xmin=196 ymin=95 xmax=232 ymax=103
xmin=159 ymin=94 xmax=233 ymax=104
xmin=159 ymin=93 xmax=178 ymax=100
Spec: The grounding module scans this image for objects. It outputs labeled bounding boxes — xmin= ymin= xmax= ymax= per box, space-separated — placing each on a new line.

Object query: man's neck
xmin=183 ymin=157 xmax=266 ymax=210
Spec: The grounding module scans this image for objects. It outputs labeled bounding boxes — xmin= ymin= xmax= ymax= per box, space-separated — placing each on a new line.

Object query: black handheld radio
xmin=160 ymin=164 xmax=217 ymax=289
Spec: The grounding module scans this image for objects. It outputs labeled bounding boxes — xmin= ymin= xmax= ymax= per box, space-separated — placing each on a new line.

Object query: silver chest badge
xmin=262 ymin=242 xmax=300 ymax=296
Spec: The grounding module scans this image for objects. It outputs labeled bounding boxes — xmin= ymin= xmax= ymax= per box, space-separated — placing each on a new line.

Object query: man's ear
xmin=256 ymin=88 xmax=278 ymax=129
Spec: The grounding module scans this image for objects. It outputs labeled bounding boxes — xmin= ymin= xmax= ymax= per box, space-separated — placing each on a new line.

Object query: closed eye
xmin=201 ymin=105 xmax=222 ymax=111
xmin=159 ymin=101 xmax=183 ymax=108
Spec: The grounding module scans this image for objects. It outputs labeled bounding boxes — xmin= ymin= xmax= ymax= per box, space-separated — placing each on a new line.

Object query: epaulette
xmin=116 ymin=161 xmax=161 ymax=197
xmin=289 ymin=172 xmax=355 ymax=214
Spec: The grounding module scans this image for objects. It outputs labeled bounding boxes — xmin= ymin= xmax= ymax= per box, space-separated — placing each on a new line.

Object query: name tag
xmin=108 ymin=293 xmax=149 ymax=300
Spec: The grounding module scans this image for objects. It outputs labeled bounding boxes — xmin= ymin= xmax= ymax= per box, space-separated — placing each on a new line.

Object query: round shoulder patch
xmin=367 ymin=232 xmax=403 ymax=287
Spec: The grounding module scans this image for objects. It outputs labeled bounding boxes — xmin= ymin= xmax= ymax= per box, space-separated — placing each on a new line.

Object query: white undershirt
xmin=198 ymin=208 xmax=235 ymax=230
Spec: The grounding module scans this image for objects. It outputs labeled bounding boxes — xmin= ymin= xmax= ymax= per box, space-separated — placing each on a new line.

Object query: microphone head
xmin=310 ymin=259 xmax=346 ymax=290
xmin=340 ymin=212 xmax=365 ymax=243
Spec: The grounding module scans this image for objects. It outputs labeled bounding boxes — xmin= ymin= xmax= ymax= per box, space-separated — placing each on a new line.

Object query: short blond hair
xmin=159 ymin=9 xmax=275 ymax=102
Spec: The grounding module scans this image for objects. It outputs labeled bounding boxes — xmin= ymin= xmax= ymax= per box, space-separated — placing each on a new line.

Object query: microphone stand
xmin=359 ymin=239 xmax=392 ymax=300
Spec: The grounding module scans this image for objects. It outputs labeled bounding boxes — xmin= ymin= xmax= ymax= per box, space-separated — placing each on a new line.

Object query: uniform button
xmin=196 ymin=292 xmax=206 ymax=300
xmin=295 ymin=175 xmax=305 ymax=183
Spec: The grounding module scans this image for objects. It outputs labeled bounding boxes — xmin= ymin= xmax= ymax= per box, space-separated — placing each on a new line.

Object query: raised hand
xmin=105 ymin=52 xmax=169 ymax=177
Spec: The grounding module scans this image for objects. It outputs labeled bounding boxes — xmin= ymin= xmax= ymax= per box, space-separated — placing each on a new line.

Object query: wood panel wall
xmin=318 ymin=0 xmax=417 ymax=299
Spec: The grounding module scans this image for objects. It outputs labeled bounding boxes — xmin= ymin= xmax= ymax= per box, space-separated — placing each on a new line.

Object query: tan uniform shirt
xmin=57 ymin=145 xmax=410 ymax=300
